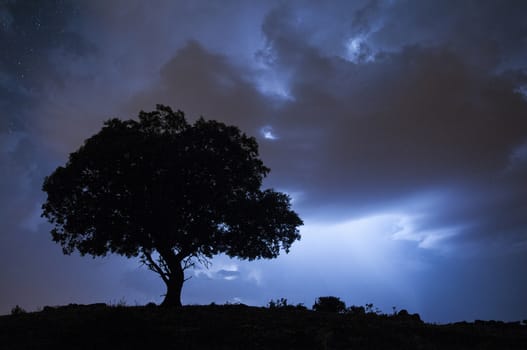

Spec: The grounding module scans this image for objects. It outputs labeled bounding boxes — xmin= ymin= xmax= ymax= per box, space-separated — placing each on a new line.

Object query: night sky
xmin=1 ymin=0 xmax=527 ymax=323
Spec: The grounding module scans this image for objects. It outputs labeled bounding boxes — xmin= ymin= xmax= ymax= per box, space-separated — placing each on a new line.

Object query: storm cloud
xmin=1 ymin=0 xmax=526 ymax=322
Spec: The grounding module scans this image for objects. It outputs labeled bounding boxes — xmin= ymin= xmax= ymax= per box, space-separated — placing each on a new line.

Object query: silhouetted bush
xmin=396 ymin=309 xmax=423 ymax=323
xmin=294 ymin=303 xmax=308 ymax=310
xmin=268 ymin=298 xmax=288 ymax=309
xmin=313 ymin=296 xmax=346 ymax=313
xmin=364 ymin=303 xmax=382 ymax=315
xmin=347 ymin=305 xmax=366 ymax=315
xmin=268 ymin=298 xmax=307 ymax=310
xmin=398 ymin=309 xmax=409 ymax=317
xmin=10 ymin=305 xmax=26 ymax=315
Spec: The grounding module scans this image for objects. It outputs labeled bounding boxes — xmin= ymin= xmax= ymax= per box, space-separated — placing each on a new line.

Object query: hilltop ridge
xmin=1 ymin=303 xmax=526 ymax=349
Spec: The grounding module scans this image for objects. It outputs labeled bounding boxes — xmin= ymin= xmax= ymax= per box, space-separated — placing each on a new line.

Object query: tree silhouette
xmin=42 ymin=105 xmax=303 ymax=307
xmin=313 ymin=296 xmax=346 ymax=313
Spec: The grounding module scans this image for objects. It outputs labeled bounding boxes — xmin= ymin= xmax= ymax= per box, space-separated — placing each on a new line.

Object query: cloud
xmin=260 ymin=6 xmax=527 ymax=250
xmin=216 ymin=269 xmax=241 ymax=281
xmin=124 ymin=2 xmax=527 ymax=256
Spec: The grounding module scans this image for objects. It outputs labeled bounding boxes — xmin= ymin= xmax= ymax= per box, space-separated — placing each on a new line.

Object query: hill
xmin=1 ymin=304 xmax=526 ymax=349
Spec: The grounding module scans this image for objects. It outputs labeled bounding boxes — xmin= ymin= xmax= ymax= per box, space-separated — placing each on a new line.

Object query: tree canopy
xmin=42 ymin=105 xmax=303 ymax=306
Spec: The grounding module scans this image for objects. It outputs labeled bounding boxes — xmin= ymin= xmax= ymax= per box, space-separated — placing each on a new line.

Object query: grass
xmin=1 ymin=303 xmax=526 ymax=349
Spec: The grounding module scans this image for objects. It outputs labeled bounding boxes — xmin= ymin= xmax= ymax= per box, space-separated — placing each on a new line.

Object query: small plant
xmin=110 ymin=297 xmax=127 ymax=307
xmin=10 ymin=305 xmax=26 ymax=315
xmin=347 ymin=305 xmax=366 ymax=315
xmin=365 ymin=303 xmax=373 ymax=313
xmin=268 ymin=298 xmax=307 ymax=310
xmin=364 ymin=303 xmax=382 ymax=315
xmin=294 ymin=303 xmax=308 ymax=310
xmin=398 ymin=309 xmax=409 ymax=316
xmin=313 ymin=296 xmax=346 ymax=313
xmin=396 ymin=309 xmax=423 ymax=323
xmin=268 ymin=298 xmax=288 ymax=309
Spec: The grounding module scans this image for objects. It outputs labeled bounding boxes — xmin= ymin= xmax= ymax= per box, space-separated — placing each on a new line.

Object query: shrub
xmin=268 ymin=298 xmax=307 ymax=310
xmin=294 ymin=303 xmax=308 ymax=310
xmin=268 ymin=298 xmax=289 ymax=309
xmin=110 ymin=297 xmax=127 ymax=307
xmin=396 ymin=309 xmax=423 ymax=323
xmin=10 ymin=305 xmax=26 ymax=315
xmin=312 ymin=296 xmax=346 ymax=313
xmin=347 ymin=305 xmax=366 ymax=315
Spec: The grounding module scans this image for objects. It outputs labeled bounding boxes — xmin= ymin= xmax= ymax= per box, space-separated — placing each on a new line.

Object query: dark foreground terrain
xmin=1 ymin=304 xmax=526 ymax=349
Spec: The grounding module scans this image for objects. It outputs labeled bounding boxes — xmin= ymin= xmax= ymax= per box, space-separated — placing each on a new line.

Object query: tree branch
xmin=196 ymin=253 xmax=212 ymax=269
xmin=141 ymin=251 xmax=169 ymax=284
xmin=182 ymin=256 xmax=195 ymax=270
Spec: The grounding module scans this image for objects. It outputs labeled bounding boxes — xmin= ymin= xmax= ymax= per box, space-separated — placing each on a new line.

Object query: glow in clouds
xmin=194 ymin=262 xmax=239 ymax=280
xmin=276 ymin=214 xmax=431 ymax=303
xmin=345 ymin=35 xmax=375 ymax=63
xmin=255 ymin=72 xmax=293 ymax=100
xmin=252 ymin=48 xmax=294 ymax=100
xmin=180 ymin=210 xmax=456 ymax=310
xmin=343 ymin=13 xmax=385 ymax=63
xmin=192 ymin=256 xmax=263 ymax=286
xmin=260 ymin=125 xmax=277 ymax=140
xmin=390 ymin=215 xmax=459 ymax=251
xmin=299 ymin=212 xmax=456 ymax=272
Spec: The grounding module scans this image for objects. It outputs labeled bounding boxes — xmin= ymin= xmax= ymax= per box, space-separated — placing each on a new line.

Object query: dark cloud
xmin=0 ymin=0 xmax=91 ymax=131
xmin=135 ymin=6 xmax=527 ymax=249
xmin=353 ymin=0 xmax=527 ymax=70
xmin=252 ymin=4 xmax=527 ymax=247
xmin=129 ymin=41 xmax=267 ymax=126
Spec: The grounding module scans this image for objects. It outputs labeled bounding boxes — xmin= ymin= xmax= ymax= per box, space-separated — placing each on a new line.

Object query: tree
xmin=42 ymin=105 xmax=303 ymax=307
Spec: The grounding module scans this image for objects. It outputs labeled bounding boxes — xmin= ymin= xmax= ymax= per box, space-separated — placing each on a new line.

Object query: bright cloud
xmin=260 ymin=125 xmax=278 ymax=140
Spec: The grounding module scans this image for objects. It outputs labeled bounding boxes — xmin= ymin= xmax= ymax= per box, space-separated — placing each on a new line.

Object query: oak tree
xmin=42 ymin=105 xmax=302 ymax=307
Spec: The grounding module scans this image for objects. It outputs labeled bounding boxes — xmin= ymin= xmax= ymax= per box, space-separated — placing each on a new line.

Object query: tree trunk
xmin=162 ymin=275 xmax=183 ymax=307
xmin=160 ymin=253 xmax=185 ymax=307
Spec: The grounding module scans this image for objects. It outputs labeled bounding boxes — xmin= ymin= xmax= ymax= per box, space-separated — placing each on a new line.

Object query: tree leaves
xmin=42 ymin=105 xmax=302 ymax=266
